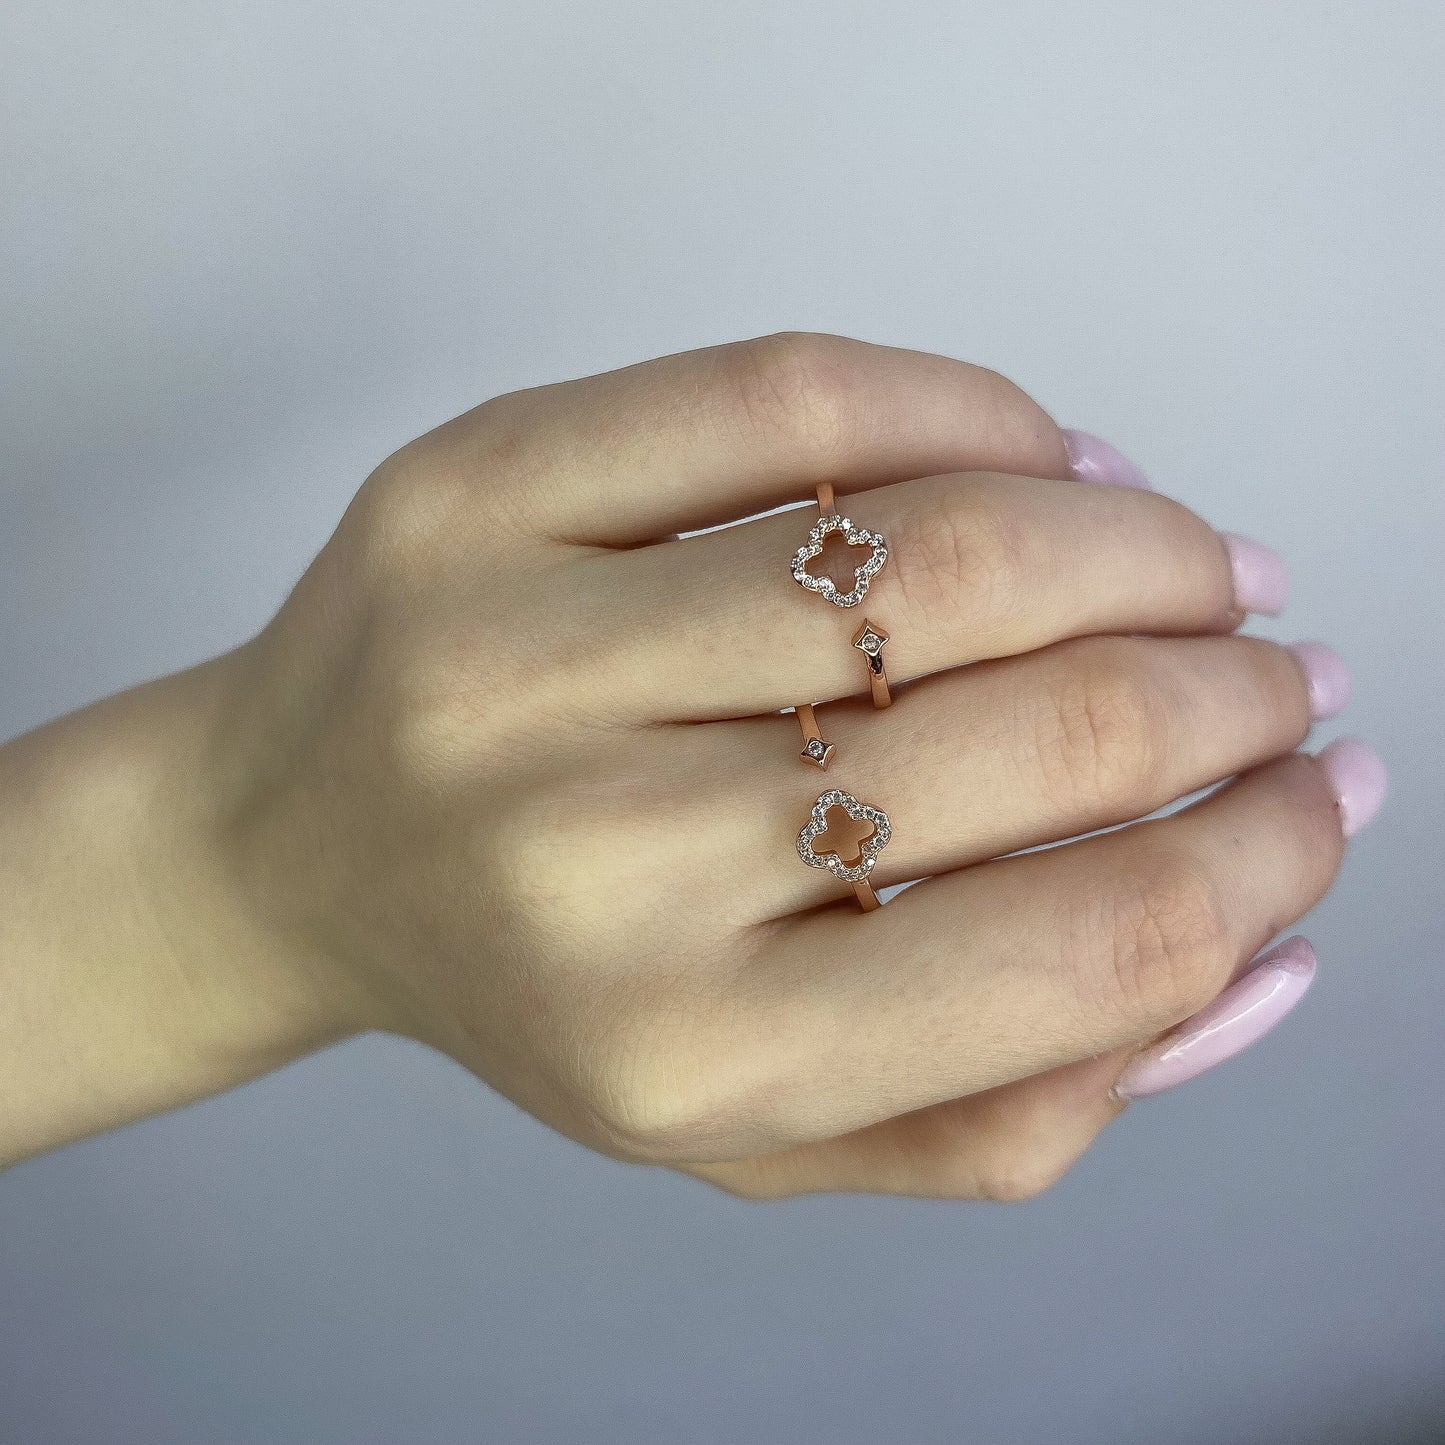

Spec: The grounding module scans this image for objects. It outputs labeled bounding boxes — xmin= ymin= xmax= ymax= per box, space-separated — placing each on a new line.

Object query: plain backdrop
xmin=2 ymin=3 xmax=1442 ymax=1442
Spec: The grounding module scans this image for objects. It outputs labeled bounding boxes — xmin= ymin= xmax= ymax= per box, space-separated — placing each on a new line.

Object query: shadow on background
xmin=1237 ymin=1378 xmax=1445 ymax=1445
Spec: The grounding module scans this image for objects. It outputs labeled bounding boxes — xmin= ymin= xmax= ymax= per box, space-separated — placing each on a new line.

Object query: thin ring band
xmin=806 ymin=482 xmax=892 ymax=706
xmin=852 ymin=619 xmax=892 ymax=709
xmin=791 ymin=483 xmax=892 ymax=765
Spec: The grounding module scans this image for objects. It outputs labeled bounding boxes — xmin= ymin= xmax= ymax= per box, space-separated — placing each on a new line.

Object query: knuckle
xmin=481 ymin=792 xmax=637 ymax=941
xmin=1036 ymin=643 xmax=1168 ymax=813
xmin=579 ymin=1040 xmax=734 ymax=1164
xmin=381 ymin=643 xmax=520 ymax=791
xmin=963 ymin=365 xmax=1061 ymax=458
xmin=973 ymin=1148 xmax=1073 ymax=1204
xmin=888 ymin=482 xmax=1028 ymax=634
xmin=719 ymin=332 xmax=858 ymax=463
xmin=1091 ymin=851 xmax=1233 ymax=1028
xmin=386 ymin=679 xmax=462 ymax=791
xmin=568 ymin=988 xmax=763 ymax=1164
xmin=355 ymin=446 xmax=468 ymax=579
xmin=355 ymin=395 xmax=550 ymax=568
xmin=476 ymin=773 xmax=729 ymax=951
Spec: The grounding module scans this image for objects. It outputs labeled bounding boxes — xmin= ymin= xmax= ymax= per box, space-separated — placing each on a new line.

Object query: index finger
xmin=417 ymin=332 xmax=1072 ymax=544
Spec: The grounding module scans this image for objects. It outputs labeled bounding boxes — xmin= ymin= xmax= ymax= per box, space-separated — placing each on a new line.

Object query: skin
xmin=0 ymin=333 xmax=1346 ymax=1197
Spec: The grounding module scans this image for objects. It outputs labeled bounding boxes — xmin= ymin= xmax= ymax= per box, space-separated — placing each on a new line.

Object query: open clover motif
xmin=791 ymin=514 xmax=889 ymax=608
xmin=796 ymin=789 xmax=892 ymax=884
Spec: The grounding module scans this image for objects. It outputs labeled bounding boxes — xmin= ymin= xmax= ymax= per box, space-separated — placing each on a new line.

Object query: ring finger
xmin=679 ymin=630 xmax=1332 ymax=917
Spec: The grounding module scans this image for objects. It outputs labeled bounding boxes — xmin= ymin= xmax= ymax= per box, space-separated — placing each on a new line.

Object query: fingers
xmin=726 ymin=633 xmax=1321 ymax=917
xmin=412 ymin=333 xmax=1072 ymax=545
xmin=604 ymin=470 xmax=1260 ymax=721
xmin=695 ymin=931 xmax=1326 ymax=1197
xmin=689 ymin=1052 xmax=1129 ymax=1201
xmin=693 ymin=931 xmax=1321 ymax=1198
xmin=711 ymin=752 xmax=1347 ymax=1156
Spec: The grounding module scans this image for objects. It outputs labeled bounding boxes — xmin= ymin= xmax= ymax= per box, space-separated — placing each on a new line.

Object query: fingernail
xmin=1288 ymin=641 xmax=1352 ymax=721
xmin=1114 ymin=937 xmax=1317 ymax=1100
xmin=1060 ymin=429 xmax=1153 ymax=489
xmin=1221 ymin=532 xmax=1289 ymax=615
xmin=1318 ymin=736 xmax=1388 ymax=837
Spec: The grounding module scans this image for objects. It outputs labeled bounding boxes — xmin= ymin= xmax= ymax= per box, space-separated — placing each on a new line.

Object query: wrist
xmin=0 ymin=654 xmax=359 ymax=1167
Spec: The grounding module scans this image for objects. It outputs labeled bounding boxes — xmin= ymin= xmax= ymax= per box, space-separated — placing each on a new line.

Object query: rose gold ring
xmin=790 ymin=483 xmax=892 ymax=766
xmin=796 ymin=788 xmax=892 ymax=911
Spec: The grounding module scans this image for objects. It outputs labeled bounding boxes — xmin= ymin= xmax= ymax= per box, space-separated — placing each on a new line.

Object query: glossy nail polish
xmin=1061 ymin=429 xmax=1152 ymax=489
xmin=1114 ymin=937 xmax=1317 ymax=1100
xmin=1288 ymin=642 xmax=1352 ymax=721
xmin=1318 ymin=736 xmax=1388 ymax=837
xmin=1221 ymin=532 xmax=1289 ymax=616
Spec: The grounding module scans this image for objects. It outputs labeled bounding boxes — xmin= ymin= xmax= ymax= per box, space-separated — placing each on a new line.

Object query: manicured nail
xmin=1221 ymin=532 xmax=1289 ymax=615
xmin=1060 ymin=429 xmax=1152 ymax=489
xmin=1288 ymin=642 xmax=1351 ymax=721
xmin=1114 ymin=937 xmax=1317 ymax=1100
xmin=1318 ymin=736 xmax=1388 ymax=837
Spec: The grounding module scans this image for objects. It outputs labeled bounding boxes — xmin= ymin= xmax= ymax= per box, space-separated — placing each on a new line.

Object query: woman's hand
xmin=0 ymin=334 xmax=1384 ymax=1191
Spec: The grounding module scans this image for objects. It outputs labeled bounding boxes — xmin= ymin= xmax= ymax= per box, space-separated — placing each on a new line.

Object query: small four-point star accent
xmin=852 ymin=620 xmax=889 ymax=657
xmin=801 ymin=736 xmax=836 ymax=768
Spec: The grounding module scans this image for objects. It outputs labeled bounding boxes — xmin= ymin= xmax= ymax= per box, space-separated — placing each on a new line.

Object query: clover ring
xmin=791 ymin=482 xmax=892 ymax=768
xmin=796 ymin=789 xmax=892 ymax=912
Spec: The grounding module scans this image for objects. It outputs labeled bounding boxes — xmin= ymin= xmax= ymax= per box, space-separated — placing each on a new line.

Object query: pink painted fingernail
xmin=1114 ymin=937 xmax=1316 ymax=1100
xmin=1318 ymin=736 xmax=1388 ymax=837
xmin=1060 ymin=429 xmax=1153 ymax=489
xmin=1288 ymin=642 xmax=1352 ymax=721
xmin=1221 ymin=532 xmax=1289 ymax=615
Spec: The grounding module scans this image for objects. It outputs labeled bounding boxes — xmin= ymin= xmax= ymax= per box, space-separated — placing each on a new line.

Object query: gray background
xmin=2 ymin=2 xmax=1442 ymax=1441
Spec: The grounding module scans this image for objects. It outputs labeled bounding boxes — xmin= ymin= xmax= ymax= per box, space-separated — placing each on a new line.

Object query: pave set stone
xmin=790 ymin=514 xmax=889 ymax=608
xmin=796 ymin=789 xmax=892 ymax=884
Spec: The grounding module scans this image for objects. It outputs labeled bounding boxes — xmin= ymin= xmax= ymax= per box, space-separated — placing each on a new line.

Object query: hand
xmin=1 ymin=334 xmax=1385 ymax=1191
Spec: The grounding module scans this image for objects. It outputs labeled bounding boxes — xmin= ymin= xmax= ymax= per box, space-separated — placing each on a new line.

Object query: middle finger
xmin=596 ymin=470 xmax=1283 ymax=721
